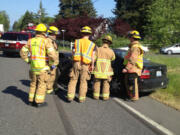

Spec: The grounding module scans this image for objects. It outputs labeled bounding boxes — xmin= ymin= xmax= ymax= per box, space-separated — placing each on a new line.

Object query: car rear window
xmin=1 ymin=33 xmax=29 ymax=41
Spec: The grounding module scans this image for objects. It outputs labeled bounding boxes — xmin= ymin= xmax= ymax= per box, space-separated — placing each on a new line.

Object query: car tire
xmin=167 ymin=50 xmax=172 ymax=55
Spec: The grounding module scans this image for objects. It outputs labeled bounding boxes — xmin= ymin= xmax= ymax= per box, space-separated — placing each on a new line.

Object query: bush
xmin=94 ymin=33 xmax=130 ymax=48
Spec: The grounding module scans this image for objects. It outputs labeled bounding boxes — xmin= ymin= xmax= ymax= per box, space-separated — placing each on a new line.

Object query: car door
xmin=173 ymin=44 xmax=180 ymax=53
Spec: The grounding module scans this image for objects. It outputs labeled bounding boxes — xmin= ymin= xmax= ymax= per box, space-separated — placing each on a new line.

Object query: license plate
xmin=156 ymin=71 xmax=162 ymax=77
xmin=5 ymin=43 xmax=9 ymax=47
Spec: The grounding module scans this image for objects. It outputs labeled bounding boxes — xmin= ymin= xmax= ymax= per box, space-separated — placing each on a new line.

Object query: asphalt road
xmin=0 ymin=51 xmax=179 ymax=135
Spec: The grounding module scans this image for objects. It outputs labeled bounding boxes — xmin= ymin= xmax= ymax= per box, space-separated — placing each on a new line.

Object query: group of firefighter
xmin=20 ymin=23 xmax=143 ymax=107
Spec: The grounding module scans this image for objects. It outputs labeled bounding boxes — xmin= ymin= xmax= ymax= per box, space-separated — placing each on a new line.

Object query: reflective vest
xmin=93 ymin=58 xmax=114 ymax=79
xmin=29 ymin=37 xmax=49 ymax=72
xmin=124 ymin=43 xmax=143 ymax=69
xmin=73 ymin=39 xmax=95 ymax=64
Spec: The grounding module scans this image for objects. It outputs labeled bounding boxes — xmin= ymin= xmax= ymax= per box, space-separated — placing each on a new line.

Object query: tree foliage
xmin=0 ymin=11 xmax=10 ymax=32
xmin=145 ymin=0 xmax=180 ymax=48
xmin=113 ymin=0 xmax=153 ymax=35
xmin=57 ymin=0 xmax=97 ymax=19
xmin=111 ymin=18 xmax=131 ymax=37
xmin=52 ymin=16 xmax=105 ymax=41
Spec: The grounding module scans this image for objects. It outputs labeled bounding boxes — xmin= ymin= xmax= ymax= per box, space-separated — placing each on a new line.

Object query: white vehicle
xmin=160 ymin=43 xmax=180 ymax=55
xmin=118 ymin=45 xmax=149 ymax=52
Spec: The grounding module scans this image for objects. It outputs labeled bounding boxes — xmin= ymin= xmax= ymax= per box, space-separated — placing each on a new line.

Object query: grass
xmin=144 ymin=53 xmax=180 ymax=111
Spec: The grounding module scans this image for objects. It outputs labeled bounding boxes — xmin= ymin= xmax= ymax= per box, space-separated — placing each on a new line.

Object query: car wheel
xmin=167 ymin=50 xmax=172 ymax=55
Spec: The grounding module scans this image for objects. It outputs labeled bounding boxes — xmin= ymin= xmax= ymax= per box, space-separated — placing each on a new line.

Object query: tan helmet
xmin=80 ymin=26 xmax=92 ymax=34
xmin=48 ymin=26 xmax=60 ymax=35
xmin=35 ymin=23 xmax=47 ymax=32
xmin=128 ymin=30 xmax=141 ymax=39
xmin=102 ymin=35 xmax=112 ymax=44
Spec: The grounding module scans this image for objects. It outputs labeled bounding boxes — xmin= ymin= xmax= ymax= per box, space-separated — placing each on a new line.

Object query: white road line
xmin=113 ymin=97 xmax=174 ymax=135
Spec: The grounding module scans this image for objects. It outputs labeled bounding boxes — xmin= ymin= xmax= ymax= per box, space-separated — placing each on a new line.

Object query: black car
xmin=57 ymin=49 xmax=168 ymax=93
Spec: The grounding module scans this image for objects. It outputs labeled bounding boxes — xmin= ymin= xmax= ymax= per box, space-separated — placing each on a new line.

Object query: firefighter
xmin=122 ymin=30 xmax=143 ymax=101
xmin=67 ymin=26 xmax=96 ymax=103
xmin=46 ymin=26 xmax=60 ymax=94
xmin=93 ymin=35 xmax=115 ymax=100
xmin=20 ymin=23 xmax=57 ymax=107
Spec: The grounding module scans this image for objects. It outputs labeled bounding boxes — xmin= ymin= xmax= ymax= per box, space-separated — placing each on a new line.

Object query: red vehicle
xmin=0 ymin=32 xmax=34 ymax=56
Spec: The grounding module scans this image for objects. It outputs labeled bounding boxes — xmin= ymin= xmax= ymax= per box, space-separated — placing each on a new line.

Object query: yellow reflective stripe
xmin=47 ymin=89 xmax=53 ymax=94
xmin=29 ymin=93 xmax=35 ymax=99
xmin=79 ymin=96 xmax=86 ymax=100
xmin=22 ymin=46 xmax=29 ymax=52
xmin=93 ymin=92 xmax=100 ymax=97
xmin=36 ymin=95 xmax=45 ymax=100
xmin=67 ymin=93 xmax=75 ymax=98
xmin=102 ymin=93 xmax=110 ymax=98
xmin=47 ymin=47 xmax=55 ymax=53
xmin=97 ymin=58 xmax=111 ymax=62
xmin=86 ymin=42 xmax=93 ymax=55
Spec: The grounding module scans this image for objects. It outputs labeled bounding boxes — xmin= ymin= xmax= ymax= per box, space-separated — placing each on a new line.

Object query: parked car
xmin=57 ymin=49 xmax=168 ymax=93
xmin=118 ymin=45 xmax=149 ymax=52
xmin=0 ymin=32 xmax=34 ymax=56
xmin=159 ymin=43 xmax=180 ymax=55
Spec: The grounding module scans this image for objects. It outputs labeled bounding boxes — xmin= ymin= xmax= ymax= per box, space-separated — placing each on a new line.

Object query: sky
xmin=0 ymin=0 xmax=115 ymax=27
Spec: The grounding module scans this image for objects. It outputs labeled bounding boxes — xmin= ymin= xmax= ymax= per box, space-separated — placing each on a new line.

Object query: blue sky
xmin=0 ymin=0 xmax=115 ymax=26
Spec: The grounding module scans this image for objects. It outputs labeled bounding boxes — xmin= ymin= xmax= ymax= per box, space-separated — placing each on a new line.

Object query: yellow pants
xmin=29 ymin=71 xmax=48 ymax=103
xmin=67 ymin=62 xmax=90 ymax=102
xmin=124 ymin=73 xmax=139 ymax=101
xmin=47 ymin=68 xmax=57 ymax=93
xmin=93 ymin=79 xmax=110 ymax=100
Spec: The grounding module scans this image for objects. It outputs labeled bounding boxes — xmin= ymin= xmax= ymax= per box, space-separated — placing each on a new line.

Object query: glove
xmin=50 ymin=65 xmax=56 ymax=70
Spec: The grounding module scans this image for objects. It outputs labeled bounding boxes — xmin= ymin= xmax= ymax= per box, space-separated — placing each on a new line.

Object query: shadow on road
xmin=2 ymin=86 xmax=29 ymax=105
xmin=56 ymin=88 xmax=71 ymax=103
xmin=20 ymin=80 xmax=30 ymax=87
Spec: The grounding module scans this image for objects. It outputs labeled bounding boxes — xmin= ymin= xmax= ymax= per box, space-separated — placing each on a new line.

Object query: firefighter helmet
xmin=80 ymin=26 xmax=92 ymax=34
xmin=48 ymin=26 xmax=60 ymax=35
xmin=35 ymin=23 xmax=47 ymax=32
xmin=102 ymin=35 xmax=112 ymax=44
xmin=128 ymin=30 xmax=141 ymax=39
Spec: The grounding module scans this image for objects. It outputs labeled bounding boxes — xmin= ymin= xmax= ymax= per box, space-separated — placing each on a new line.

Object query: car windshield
xmin=1 ymin=33 xmax=29 ymax=41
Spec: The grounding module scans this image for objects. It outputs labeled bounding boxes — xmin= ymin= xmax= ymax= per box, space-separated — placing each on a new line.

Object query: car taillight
xmin=16 ymin=42 xmax=20 ymax=47
xmin=140 ymin=69 xmax=150 ymax=79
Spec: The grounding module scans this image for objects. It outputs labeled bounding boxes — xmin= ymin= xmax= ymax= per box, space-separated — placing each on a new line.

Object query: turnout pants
xmin=124 ymin=73 xmax=139 ymax=100
xmin=67 ymin=62 xmax=90 ymax=102
xmin=47 ymin=67 xmax=58 ymax=93
xmin=29 ymin=70 xmax=48 ymax=103
xmin=93 ymin=79 xmax=110 ymax=100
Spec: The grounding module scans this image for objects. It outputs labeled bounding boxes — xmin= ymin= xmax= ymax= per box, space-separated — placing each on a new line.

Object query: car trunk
xmin=142 ymin=62 xmax=167 ymax=79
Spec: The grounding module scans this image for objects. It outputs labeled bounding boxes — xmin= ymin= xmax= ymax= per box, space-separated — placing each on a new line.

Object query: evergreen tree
xmin=57 ymin=0 xmax=97 ymax=19
xmin=113 ymin=0 xmax=153 ymax=35
xmin=20 ymin=11 xmax=34 ymax=30
xmin=0 ymin=11 xmax=10 ymax=32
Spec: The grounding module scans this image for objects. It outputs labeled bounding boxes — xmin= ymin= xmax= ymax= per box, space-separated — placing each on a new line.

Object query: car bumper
xmin=138 ymin=77 xmax=168 ymax=92
xmin=0 ymin=48 xmax=20 ymax=53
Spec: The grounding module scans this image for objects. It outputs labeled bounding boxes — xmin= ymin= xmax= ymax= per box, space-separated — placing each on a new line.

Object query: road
xmin=0 ymin=52 xmax=180 ymax=135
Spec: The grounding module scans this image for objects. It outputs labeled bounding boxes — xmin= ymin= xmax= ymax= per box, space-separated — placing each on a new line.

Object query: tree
xmin=20 ymin=11 xmax=34 ymax=30
xmin=113 ymin=0 xmax=153 ymax=35
xmin=57 ymin=0 xmax=97 ymax=19
xmin=52 ymin=16 xmax=105 ymax=41
xmin=0 ymin=11 xmax=10 ymax=32
xmin=145 ymin=0 xmax=180 ymax=48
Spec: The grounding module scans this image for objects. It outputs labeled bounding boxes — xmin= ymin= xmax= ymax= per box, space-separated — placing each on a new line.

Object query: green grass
xmin=144 ymin=53 xmax=180 ymax=110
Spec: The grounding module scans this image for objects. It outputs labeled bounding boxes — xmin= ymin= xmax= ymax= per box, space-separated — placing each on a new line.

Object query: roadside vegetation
xmin=145 ymin=53 xmax=180 ymax=111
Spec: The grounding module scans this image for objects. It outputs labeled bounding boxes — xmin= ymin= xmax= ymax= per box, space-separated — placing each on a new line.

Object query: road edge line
xmin=112 ymin=97 xmax=174 ymax=135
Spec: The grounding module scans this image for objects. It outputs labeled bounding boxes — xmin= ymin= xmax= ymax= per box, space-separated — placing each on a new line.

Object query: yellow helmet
xmin=35 ymin=23 xmax=47 ymax=32
xmin=128 ymin=30 xmax=141 ymax=39
xmin=48 ymin=26 xmax=60 ymax=35
xmin=102 ymin=35 xmax=112 ymax=44
xmin=80 ymin=26 xmax=92 ymax=34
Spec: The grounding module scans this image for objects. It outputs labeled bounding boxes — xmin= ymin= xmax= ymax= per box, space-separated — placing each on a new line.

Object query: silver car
xmin=160 ymin=43 xmax=180 ymax=54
